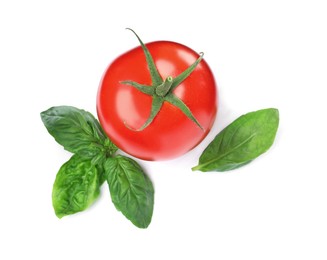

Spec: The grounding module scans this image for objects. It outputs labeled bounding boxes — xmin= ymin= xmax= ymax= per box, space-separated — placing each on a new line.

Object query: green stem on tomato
xmin=121 ymin=29 xmax=205 ymax=131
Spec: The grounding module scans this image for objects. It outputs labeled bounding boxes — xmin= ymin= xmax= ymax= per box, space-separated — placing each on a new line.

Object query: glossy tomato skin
xmin=97 ymin=41 xmax=217 ymax=161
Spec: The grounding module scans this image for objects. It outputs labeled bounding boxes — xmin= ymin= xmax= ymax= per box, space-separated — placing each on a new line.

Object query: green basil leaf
xmin=40 ymin=106 xmax=117 ymax=158
xmin=193 ymin=108 xmax=279 ymax=172
xmin=105 ymin=155 xmax=154 ymax=228
xmin=52 ymin=154 xmax=100 ymax=218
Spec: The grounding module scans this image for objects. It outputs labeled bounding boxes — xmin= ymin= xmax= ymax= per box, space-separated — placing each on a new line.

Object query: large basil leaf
xmin=193 ymin=108 xmax=279 ymax=172
xmin=52 ymin=154 xmax=100 ymax=218
xmin=40 ymin=106 xmax=117 ymax=158
xmin=105 ymin=155 xmax=154 ymax=228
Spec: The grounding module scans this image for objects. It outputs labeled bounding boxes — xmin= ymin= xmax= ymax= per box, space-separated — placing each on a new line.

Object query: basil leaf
xmin=193 ymin=108 xmax=279 ymax=172
xmin=40 ymin=106 xmax=117 ymax=158
xmin=52 ymin=154 xmax=100 ymax=218
xmin=105 ymin=155 xmax=154 ymax=228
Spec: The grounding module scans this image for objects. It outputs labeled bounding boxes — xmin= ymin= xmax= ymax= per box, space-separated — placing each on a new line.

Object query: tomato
xmin=97 ymin=31 xmax=217 ymax=161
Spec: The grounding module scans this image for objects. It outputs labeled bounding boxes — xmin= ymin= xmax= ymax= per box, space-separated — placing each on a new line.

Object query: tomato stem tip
xmin=155 ymin=76 xmax=174 ymax=97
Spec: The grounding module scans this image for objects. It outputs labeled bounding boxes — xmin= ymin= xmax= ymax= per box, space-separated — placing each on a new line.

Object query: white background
xmin=1 ymin=0 xmax=327 ymax=259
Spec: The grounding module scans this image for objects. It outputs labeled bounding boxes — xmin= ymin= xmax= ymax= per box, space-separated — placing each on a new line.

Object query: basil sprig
xmin=42 ymin=105 xmax=279 ymax=227
xmin=41 ymin=106 xmax=154 ymax=228
xmin=192 ymin=108 xmax=279 ymax=172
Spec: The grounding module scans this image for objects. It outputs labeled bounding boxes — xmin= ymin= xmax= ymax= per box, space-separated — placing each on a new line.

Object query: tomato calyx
xmin=155 ymin=76 xmax=173 ymax=97
xmin=120 ymin=29 xmax=205 ymax=131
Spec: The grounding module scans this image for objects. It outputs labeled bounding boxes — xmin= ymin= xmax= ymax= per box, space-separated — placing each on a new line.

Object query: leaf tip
xmin=133 ymin=219 xmax=151 ymax=229
xmin=268 ymin=108 xmax=280 ymax=126
xmin=40 ymin=109 xmax=47 ymax=119
xmin=54 ymin=211 xmax=64 ymax=219
xmin=267 ymin=107 xmax=279 ymax=116
xmin=273 ymin=108 xmax=279 ymax=117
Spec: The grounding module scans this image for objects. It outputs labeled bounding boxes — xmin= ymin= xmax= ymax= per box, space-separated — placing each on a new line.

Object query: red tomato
xmin=97 ymin=38 xmax=217 ymax=161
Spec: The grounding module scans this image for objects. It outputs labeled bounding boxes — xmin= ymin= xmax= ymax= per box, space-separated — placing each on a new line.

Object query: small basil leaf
xmin=40 ymin=106 xmax=117 ymax=158
xmin=105 ymin=155 xmax=154 ymax=228
xmin=52 ymin=154 xmax=100 ymax=218
xmin=193 ymin=108 xmax=279 ymax=172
